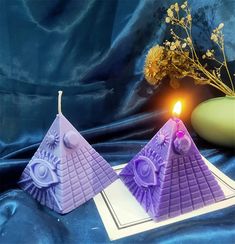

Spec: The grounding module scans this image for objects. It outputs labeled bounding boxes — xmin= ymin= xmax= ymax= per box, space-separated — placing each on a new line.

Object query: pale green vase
xmin=191 ymin=96 xmax=235 ymax=147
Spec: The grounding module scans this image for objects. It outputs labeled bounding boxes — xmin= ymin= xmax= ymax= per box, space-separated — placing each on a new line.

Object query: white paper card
xmin=93 ymin=156 xmax=235 ymax=240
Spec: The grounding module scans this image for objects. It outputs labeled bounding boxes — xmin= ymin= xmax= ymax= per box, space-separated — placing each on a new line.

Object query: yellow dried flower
xmin=167 ymin=9 xmax=174 ymax=17
xmin=187 ymin=14 xmax=192 ymax=21
xmin=206 ymin=50 xmax=213 ymax=57
xmin=144 ymin=44 xmax=192 ymax=87
xmin=165 ymin=17 xmax=171 ymax=23
xmin=144 ymin=45 xmax=165 ymax=85
xmin=211 ymin=33 xmax=218 ymax=42
xmin=175 ymin=40 xmax=181 ymax=47
xmin=218 ymin=23 xmax=224 ymax=30
xmin=145 ymin=45 xmax=164 ymax=64
xmin=143 ymin=1 xmax=235 ymax=96
xmin=175 ymin=3 xmax=179 ymax=12
xmin=186 ymin=37 xmax=192 ymax=44
xmin=144 ymin=65 xmax=158 ymax=84
xmin=161 ymin=60 xmax=168 ymax=66
xmin=179 ymin=17 xmax=185 ymax=25
xmin=170 ymin=45 xmax=176 ymax=50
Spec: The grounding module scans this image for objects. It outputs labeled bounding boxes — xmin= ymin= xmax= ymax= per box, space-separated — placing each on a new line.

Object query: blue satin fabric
xmin=0 ymin=0 xmax=235 ymax=243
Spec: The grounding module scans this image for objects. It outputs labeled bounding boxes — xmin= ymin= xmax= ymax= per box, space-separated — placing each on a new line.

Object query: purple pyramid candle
xmin=120 ymin=102 xmax=225 ymax=221
xmin=19 ymin=91 xmax=118 ymax=214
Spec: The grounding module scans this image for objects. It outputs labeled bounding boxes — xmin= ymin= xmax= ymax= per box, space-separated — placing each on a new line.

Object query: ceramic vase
xmin=191 ymin=96 xmax=235 ymax=147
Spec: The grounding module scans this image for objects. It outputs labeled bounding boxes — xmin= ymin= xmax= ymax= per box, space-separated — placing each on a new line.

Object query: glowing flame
xmin=172 ymin=101 xmax=182 ymax=117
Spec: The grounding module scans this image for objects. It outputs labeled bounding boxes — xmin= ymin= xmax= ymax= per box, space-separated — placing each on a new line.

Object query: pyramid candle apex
xmin=120 ymin=118 xmax=225 ymax=221
xmin=19 ymin=112 xmax=118 ymax=214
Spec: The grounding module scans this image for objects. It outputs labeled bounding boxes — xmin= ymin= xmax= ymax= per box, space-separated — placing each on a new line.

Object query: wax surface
xmin=19 ymin=114 xmax=118 ymax=214
xmin=120 ymin=118 xmax=225 ymax=221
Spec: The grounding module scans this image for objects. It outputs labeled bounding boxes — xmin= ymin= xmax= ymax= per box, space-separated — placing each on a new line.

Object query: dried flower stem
xmin=144 ymin=1 xmax=235 ymax=96
xmin=221 ymin=42 xmax=235 ymax=92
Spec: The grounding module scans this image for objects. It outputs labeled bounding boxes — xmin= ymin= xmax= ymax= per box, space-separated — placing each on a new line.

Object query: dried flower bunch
xmin=144 ymin=1 xmax=235 ymax=96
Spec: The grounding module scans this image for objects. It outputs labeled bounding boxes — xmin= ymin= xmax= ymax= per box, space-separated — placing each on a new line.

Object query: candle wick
xmin=58 ymin=90 xmax=63 ymax=114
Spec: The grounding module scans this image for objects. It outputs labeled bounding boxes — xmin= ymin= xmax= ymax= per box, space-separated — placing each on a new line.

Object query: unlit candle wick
xmin=58 ymin=90 xmax=63 ymax=114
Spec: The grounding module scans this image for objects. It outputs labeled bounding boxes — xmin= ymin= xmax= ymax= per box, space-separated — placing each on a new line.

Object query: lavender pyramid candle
xmin=120 ymin=102 xmax=225 ymax=221
xmin=19 ymin=91 xmax=118 ymax=214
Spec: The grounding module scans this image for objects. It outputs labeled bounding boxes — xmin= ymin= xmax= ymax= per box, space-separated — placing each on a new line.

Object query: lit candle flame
xmin=172 ymin=101 xmax=182 ymax=117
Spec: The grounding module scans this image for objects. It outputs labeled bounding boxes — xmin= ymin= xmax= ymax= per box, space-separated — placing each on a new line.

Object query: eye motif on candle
xmin=46 ymin=130 xmax=59 ymax=150
xmin=173 ymin=130 xmax=192 ymax=154
xmin=27 ymin=150 xmax=60 ymax=189
xmin=29 ymin=159 xmax=59 ymax=188
xmin=133 ymin=156 xmax=158 ymax=187
xmin=133 ymin=147 xmax=164 ymax=187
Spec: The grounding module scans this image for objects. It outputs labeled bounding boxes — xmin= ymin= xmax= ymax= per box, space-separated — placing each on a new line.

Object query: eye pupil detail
xmin=141 ymin=164 xmax=150 ymax=176
xmin=157 ymin=134 xmax=165 ymax=145
xmin=38 ymin=165 xmax=47 ymax=177
xmin=133 ymin=156 xmax=158 ymax=187
xmin=29 ymin=158 xmax=59 ymax=188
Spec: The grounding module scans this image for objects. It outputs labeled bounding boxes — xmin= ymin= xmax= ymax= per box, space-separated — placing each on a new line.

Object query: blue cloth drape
xmin=0 ymin=0 xmax=235 ymax=243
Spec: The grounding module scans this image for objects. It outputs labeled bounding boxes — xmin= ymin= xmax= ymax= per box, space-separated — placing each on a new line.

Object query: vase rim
xmin=226 ymin=95 xmax=235 ymax=99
